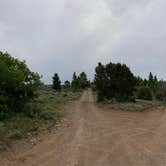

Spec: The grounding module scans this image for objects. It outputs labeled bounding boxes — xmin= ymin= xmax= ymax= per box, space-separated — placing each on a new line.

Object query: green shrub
xmin=9 ymin=131 xmax=23 ymax=140
xmin=135 ymin=86 xmax=152 ymax=100
xmin=0 ymin=104 xmax=9 ymax=120
xmin=156 ymin=85 xmax=166 ymax=101
xmin=0 ymin=51 xmax=41 ymax=114
xmin=23 ymin=103 xmax=41 ymax=118
xmin=39 ymin=111 xmax=58 ymax=120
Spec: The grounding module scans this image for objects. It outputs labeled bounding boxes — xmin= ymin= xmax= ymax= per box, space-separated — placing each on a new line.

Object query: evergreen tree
xmin=148 ymin=72 xmax=159 ymax=99
xmin=71 ymin=72 xmax=80 ymax=90
xmin=79 ymin=72 xmax=89 ymax=89
xmin=143 ymin=79 xmax=148 ymax=86
xmin=156 ymin=80 xmax=166 ymax=101
xmin=135 ymin=76 xmax=143 ymax=86
xmin=154 ymin=76 xmax=159 ymax=90
xmin=64 ymin=80 xmax=70 ymax=89
xmin=95 ymin=62 xmax=136 ymax=102
xmin=95 ymin=63 xmax=107 ymax=101
xmin=148 ymin=72 xmax=154 ymax=90
xmin=52 ymin=73 xmax=61 ymax=90
xmin=154 ymin=76 xmax=158 ymax=83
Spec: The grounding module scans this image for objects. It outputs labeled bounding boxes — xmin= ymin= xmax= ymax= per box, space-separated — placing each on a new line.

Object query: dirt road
xmin=2 ymin=90 xmax=166 ymax=166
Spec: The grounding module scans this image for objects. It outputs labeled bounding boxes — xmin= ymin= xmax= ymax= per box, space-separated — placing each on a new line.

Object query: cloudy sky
xmin=0 ymin=0 xmax=166 ymax=83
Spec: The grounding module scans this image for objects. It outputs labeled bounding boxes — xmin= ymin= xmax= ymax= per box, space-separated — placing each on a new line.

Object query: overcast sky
xmin=0 ymin=0 xmax=166 ymax=83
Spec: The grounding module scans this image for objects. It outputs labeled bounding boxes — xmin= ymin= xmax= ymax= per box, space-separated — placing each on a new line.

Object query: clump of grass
xmin=0 ymin=122 xmax=8 ymax=140
xmin=99 ymin=99 xmax=166 ymax=112
xmin=9 ymin=131 xmax=23 ymax=140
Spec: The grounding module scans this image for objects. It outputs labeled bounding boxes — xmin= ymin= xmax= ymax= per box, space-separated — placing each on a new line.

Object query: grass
xmin=98 ymin=99 xmax=166 ymax=112
xmin=0 ymin=86 xmax=82 ymax=143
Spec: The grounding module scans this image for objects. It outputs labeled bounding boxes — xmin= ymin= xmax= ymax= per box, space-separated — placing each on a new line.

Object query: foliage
xmin=156 ymin=81 xmax=166 ymax=101
xmin=79 ymin=72 xmax=90 ymax=89
xmin=71 ymin=72 xmax=80 ymax=90
xmin=71 ymin=72 xmax=89 ymax=90
xmin=135 ymin=72 xmax=164 ymax=101
xmin=99 ymin=99 xmax=166 ymax=112
xmin=95 ymin=62 xmax=137 ymax=102
xmin=0 ymin=52 xmax=41 ymax=115
xmin=52 ymin=73 xmax=61 ymax=90
xmin=0 ymin=86 xmax=82 ymax=142
xmin=135 ymin=86 xmax=152 ymax=100
xmin=148 ymin=72 xmax=158 ymax=95
xmin=64 ymin=80 xmax=71 ymax=89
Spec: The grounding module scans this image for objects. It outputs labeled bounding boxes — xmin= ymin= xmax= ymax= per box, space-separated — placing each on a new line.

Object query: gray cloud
xmin=0 ymin=0 xmax=166 ymax=83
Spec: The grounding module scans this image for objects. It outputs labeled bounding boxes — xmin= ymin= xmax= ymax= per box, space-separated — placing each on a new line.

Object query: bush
xmin=39 ymin=111 xmax=58 ymax=120
xmin=135 ymin=86 xmax=152 ymax=100
xmin=0 ymin=110 xmax=9 ymax=120
xmin=156 ymin=84 xmax=166 ymax=101
xmin=24 ymin=103 xmax=58 ymax=121
xmin=0 ymin=51 xmax=41 ymax=114
xmin=23 ymin=103 xmax=41 ymax=118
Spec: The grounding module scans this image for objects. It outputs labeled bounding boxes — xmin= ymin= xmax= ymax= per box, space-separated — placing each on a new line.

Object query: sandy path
xmin=1 ymin=89 xmax=166 ymax=166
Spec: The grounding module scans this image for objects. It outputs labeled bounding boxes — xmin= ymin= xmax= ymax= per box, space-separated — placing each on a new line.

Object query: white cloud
xmin=0 ymin=0 xmax=165 ymax=83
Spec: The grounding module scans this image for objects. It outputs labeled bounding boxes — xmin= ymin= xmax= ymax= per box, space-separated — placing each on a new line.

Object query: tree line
xmin=135 ymin=73 xmax=166 ymax=101
xmin=0 ymin=52 xmax=90 ymax=119
xmin=52 ymin=72 xmax=90 ymax=91
xmin=0 ymin=51 xmax=166 ymax=120
xmin=94 ymin=62 xmax=166 ymax=102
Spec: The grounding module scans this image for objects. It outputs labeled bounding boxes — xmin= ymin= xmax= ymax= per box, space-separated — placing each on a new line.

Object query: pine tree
xmin=79 ymin=72 xmax=89 ymax=89
xmin=64 ymin=80 xmax=70 ymax=89
xmin=148 ymin=72 xmax=159 ymax=98
xmin=95 ymin=62 xmax=136 ymax=102
xmin=148 ymin=72 xmax=154 ymax=90
xmin=95 ymin=62 xmax=109 ymax=101
xmin=52 ymin=73 xmax=61 ymax=90
xmin=71 ymin=72 xmax=79 ymax=90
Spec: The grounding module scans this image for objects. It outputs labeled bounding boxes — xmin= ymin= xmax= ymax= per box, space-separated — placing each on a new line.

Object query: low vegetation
xmin=94 ymin=61 xmax=166 ymax=111
xmin=135 ymin=73 xmax=166 ymax=102
xmin=0 ymin=86 xmax=82 ymax=142
xmin=0 ymin=52 xmax=83 ymax=144
xmin=0 ymin=51 xmax=166 ymax=145
xmin=98 ymin=99 xmax=166 ymax=112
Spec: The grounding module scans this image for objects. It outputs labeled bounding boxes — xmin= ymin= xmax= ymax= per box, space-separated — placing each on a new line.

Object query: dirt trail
xmin=2 ymin=90 xmax=166 ymax=166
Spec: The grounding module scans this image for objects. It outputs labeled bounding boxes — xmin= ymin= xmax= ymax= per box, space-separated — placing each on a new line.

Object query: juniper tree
xmin=95 ymin=62 xmax=136 ymax=102
xmin=64 ymin=80 xmax=70 ymax=89
xmin=79 ymin=72 xmax=89 ymax=89
xmin=71 ymin=72 xmax=80 ymax=90
xmin=52 ymin=73 xmax=61 ymax=90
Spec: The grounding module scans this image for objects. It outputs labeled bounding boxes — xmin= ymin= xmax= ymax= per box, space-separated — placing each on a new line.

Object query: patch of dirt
xmin=1 ymin=90 xmax=166 ymax=166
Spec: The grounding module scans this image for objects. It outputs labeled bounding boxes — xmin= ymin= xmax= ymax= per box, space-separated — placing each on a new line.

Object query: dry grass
xmin=0 ymin=86 xmax=82 ymax=143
